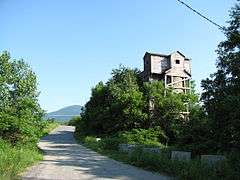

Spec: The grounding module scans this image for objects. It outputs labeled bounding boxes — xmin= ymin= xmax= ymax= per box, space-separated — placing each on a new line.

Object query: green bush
xmin=84 ymin=136 xmax=97 ymax=143
xmin=68 ymin=116 xmax=81 ymax=126
xmin=100 ymin=137 xmax=123 ymax=150
xmin=118 ymin=128 xmax=168 ymax=147
xmin=40 ymin=120 xmax=59 ymax=137
xmin=81 ymin=136 xmax=101 ymax=151
xmin=80 ymin=128 xmax=169 ymax=152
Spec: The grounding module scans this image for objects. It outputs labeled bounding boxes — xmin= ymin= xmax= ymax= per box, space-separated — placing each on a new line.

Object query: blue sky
xmin=0 ymin=0 xmax=236 ymax=112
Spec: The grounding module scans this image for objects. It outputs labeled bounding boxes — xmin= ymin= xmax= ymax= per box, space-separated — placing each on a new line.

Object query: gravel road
xmin=22 ymin=126 xmax=170 ymax=180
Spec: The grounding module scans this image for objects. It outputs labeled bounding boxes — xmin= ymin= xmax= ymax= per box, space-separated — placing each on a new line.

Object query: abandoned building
xmin=141 ymin=51 xmax=191 ymax=93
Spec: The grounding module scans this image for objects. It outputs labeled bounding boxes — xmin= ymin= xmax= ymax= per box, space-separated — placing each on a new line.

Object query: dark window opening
xmin=167 ymin=75 xmax=171 ymax=84
xmin=176 ymin=59 xmax=180 ymax=64
xmin=182 ymin=78 xmax=185 ymax=87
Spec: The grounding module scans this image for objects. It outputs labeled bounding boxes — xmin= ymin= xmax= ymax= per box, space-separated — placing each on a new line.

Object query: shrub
xmin=40 ymin=120 xmax=59 ymax=137
xmin=81 ymin=136 xmax=101 ymax=151
xmin=84 ymin=136 xmax=97 ymax=143
xmin=118 ymin=128 xmax=168 ymax=147
xmin=68 ymin=116 xmax=81 ymax=126
xmin=100 ymin=137 xmax=123 ymax=150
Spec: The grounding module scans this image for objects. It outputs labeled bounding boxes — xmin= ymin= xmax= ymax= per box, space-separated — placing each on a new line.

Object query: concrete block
xmin=171 ymin=151 xmax=191 ymax=161
xmin=201 ymin=155 xmax=226 ymax=166
xmin=143 ymin=148 xmax=161 ymax=154
xmin=119 ymin=144 xmax=137 ymax=153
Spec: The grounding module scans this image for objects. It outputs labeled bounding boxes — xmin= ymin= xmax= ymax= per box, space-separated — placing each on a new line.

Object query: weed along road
xmin=22 ymin=126 xmax=169 ymax=180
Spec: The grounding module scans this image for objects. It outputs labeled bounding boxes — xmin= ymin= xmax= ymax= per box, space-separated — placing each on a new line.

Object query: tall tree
xmin=0 ymin=51 xmax=44 ymax=143
xmin=80 ymin=66 xmax=147 ymax=135
xmin=108 ymin=66 xmax=147 ymax=131
xmin=201 ymin=2 xmax=240 ymax=151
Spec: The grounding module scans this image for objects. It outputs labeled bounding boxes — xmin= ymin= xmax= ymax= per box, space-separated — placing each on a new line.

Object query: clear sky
xmin=0 ymin=0 xmax=236 ymax=112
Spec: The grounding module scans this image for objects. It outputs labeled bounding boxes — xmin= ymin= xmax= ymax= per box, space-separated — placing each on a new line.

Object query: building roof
xmin=144 ymin=51 xmax=191 ymax=61
xmin=144 ymin=52 xmax=170 ymax=58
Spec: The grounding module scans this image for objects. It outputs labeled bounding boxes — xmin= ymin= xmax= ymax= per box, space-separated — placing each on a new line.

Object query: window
xmin=167 ymin=75 xmax=171 ymax=84
xmin=182 ymin=78 xmax=185 ymax=87
xmin=175 ymin=59 xmax=180 ymax=64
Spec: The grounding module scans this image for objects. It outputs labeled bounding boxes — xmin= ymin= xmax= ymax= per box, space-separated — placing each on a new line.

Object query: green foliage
xmin=68 ymin=116 xmax=81 ymax=126
xmin=177 ymin=106 xmax=212 ymax=155
xmin=79 ymin=66 xmax=148 ymax=135
xmin=0 ymin=51 xmax=57 ymax=177
xmin=80 ymin=136 xmax=102 ymax=151
xmin=226 ymin=153 xmax=240 ymax=178
xmin=80 ymin=127 xmax=168 ymax=151
xmin=118 ymin=128 xmax=168 ymax=147
xmin=0 ymin=139 xmax=42 ymax=179
xmin=0 ymin=51 xmax=44 ymax=143
xmin=0 ymin=119 xmax=57 ymax=178
xmin=144 ymin=81 xmax=184 ymax=142
xmin=77 ymin=66 xmax=197 ymax=145
xmin=201 ymin=2 xmax=240 ymax=151
xmin=40 ymin=120 xmax=59 ymax=136
xmin=99 ymin=137 xmax=123 ymax=150
xmin=107 ymin=67 xmax=148 ymax=132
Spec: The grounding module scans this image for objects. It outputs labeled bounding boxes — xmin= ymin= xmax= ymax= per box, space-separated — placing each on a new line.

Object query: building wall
xmin=151 ymin=55 xmax=162 ymax=74
xmin=170 ymin=52 xmax=185 ymax=70
xmin=184 ymin=60 xmax=191 ymax=74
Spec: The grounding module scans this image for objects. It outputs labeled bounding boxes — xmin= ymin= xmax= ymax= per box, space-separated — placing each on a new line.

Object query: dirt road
xmin=22 ymin=126 xmax=170 ymax=180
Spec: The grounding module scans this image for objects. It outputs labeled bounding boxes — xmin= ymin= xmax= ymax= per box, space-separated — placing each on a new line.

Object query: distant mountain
xmin=45 ymin=105 xmax=82 ymax=121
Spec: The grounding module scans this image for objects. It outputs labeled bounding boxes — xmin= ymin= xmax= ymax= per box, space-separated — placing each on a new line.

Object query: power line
xmin=176 ymin=0 xmax=225 ymax=31
xmin=176 ymin=0 xmax=240 ymax=40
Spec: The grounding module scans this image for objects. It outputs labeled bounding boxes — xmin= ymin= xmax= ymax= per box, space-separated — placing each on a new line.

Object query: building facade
xmin=141 ymin=51 xmax=191 ymax=93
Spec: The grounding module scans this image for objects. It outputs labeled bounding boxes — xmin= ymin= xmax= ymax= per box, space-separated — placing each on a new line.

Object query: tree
xmin=81 ymin=81 xmax=111 ymax=135
xmin=144 ymin=81 xmax=187 ymax=143
xmin=201 ymin=2 xmax=240 ymax=151
xmin=0 ymin=51 xmax=44 ymax=143
xmin=80 ymin=66 xmax=147 ymax=135
xmin=107 ymin=66 xmax=147 ymax=132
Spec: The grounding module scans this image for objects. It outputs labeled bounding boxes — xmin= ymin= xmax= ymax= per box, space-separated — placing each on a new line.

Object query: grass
xmin=77 ymin=135 xmax=240 ymax=180
xmin=0 ymin=140 xmax=42 ymax=179
xmin=0 ymin=122 xmax=59 ymax=179
xmin=41 ymin=121 xmax=59 ymax=136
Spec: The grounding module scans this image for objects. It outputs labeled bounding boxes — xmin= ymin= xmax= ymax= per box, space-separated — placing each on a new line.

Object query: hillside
xmin=46 ymin=105 xmax=82 ymax=121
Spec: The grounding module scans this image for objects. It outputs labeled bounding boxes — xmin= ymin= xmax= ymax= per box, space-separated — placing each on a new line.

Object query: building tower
xmin=141 ymin=51 xmax=191 ymax=93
